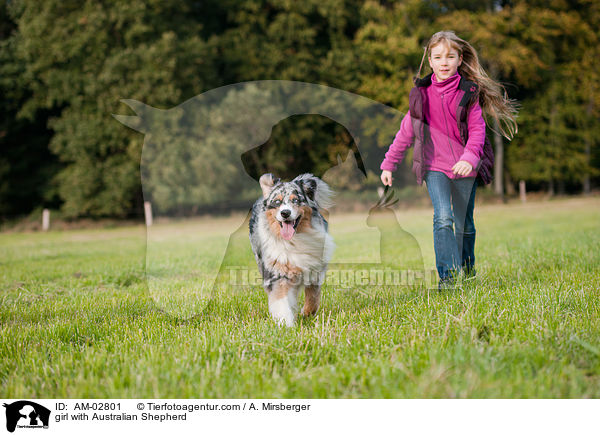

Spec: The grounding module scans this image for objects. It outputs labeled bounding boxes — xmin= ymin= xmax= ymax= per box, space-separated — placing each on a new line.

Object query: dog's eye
xmin=291 ymin=198 xmax=299 ymax=204
xmin=272 ymin=199 xmax=281 ymax=206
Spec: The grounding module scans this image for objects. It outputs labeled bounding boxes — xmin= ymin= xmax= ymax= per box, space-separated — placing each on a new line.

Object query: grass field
xmin=1 ymin=196 xmax=599 ymax=398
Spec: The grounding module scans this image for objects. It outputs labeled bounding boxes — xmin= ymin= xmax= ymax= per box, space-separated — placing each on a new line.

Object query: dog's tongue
xmin=281 ymin=221 xmax=296 ymax=240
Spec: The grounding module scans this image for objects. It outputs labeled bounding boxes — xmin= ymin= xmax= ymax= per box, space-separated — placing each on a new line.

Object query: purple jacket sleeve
xmin=459 ymin=101 xmax=486 ymax=170
xmin=380 ymin=112 xmax=414 ymax=172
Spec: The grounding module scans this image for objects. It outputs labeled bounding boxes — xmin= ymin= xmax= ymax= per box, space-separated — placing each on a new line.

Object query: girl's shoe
xmin=463 ymin=267 xmax=477 ymax=280
xmin=438 ymin=276 xmax=455 ymax=291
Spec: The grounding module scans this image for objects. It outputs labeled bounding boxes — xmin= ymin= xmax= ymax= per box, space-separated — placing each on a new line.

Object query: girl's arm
xmin=380 ymin=112 xmax=415 ymax=172
xmin=458 ymin=101 xmax=486 ymax=170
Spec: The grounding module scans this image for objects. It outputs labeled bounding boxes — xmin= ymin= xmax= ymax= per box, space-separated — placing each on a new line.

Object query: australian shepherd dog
xmin=249 ymin=173 xmax=335 ymax=326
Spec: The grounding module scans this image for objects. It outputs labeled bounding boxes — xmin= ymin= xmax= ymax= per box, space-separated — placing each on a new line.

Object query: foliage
xmin=4 ymin=0 xmax=221 ymax=218
xmin=1 ymin=0 xmax=599 ymax=218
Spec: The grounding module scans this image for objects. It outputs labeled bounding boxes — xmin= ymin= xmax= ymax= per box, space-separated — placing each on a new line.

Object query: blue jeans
xmin=424 ymin=171 xmax=477 ymax=281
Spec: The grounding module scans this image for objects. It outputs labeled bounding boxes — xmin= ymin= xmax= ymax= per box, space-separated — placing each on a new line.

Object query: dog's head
xmin=259 ymin=173 xmax=333 ymax=241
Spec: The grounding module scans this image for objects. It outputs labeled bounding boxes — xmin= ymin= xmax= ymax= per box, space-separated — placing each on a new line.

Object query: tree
xmin=499 ymin=0 xmax=600 ymax=193
xmin=8 ymin=0 xmax=220 ymax=217
xmin=0 ymin=2 xmax=60 ymax=219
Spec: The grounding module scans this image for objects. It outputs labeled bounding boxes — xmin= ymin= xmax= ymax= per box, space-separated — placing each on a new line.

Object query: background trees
xmin=1 ymin=0 xmax=598 ymax=219
xmin=2 ymin=0 xmax=221 ymax=218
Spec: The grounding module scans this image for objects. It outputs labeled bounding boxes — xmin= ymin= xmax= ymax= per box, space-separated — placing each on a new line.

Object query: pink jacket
xmin=380 ymin=71 xmax=486 ymax=179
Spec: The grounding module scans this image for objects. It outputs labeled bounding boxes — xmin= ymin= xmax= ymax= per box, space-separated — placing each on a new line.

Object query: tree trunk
xmin=489 ymin=62 xmax=504 ymax=200
xmin=558 ymin=179 xmax=566 ymax=195
xmin=583 ymin=89 xmax=593 ymax=195
xmin=504 ymin=170 xmax=516 ymax=196
xmin=583 ymin=139 xmax=591 ymax=195
xmin=493 ymin=117 xmax=504 ymax=199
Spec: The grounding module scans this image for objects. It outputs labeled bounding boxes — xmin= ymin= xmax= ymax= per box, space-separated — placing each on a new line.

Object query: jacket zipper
xmin=440 ymin=93 xmax=459 ymax=174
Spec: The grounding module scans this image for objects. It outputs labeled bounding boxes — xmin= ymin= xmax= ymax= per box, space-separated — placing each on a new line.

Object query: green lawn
xmin=1 ymin=196 xmax=599 ymax=398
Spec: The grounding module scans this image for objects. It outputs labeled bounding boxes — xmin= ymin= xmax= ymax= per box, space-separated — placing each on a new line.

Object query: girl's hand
xmin=452 ymin=160 xmax=473 ymax=176
xmin=381 ymin=170 xmax=393 ymax=186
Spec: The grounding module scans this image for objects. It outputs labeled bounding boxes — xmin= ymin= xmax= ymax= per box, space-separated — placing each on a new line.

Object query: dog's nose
xmin=280 ymin=209 xmax=291 ymax=219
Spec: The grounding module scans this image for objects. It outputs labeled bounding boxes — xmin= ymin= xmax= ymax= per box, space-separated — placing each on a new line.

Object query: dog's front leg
xmin=267 ymin=279 xmax=300 ymax=327
xmin=301 ymin=284 xmax=321 ymax=316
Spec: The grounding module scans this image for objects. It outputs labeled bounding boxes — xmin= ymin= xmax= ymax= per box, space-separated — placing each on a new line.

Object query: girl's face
xmin=428 ymin=42 xmax=462 ymax=82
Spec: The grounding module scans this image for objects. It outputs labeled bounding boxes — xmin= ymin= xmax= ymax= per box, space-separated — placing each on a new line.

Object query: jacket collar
xmin=414 ymin=72 xmax=465 ymax=93
xmin=431 ymin=71 xmax=461 ymax=94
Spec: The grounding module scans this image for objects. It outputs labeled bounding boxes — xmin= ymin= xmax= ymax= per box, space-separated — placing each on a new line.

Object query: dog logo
xmin=114 ymin=80 xmax=431 ymax=320
xmin=3 ymin=401 xmax=50 ymax=432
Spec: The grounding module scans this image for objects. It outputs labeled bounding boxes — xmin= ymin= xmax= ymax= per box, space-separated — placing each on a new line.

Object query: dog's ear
xmin=300 ymin=178 xmax=317 ymax=201
xmin=259 ymin=173 xmax=280 ymax=198
xmin=294 ymin=173 xmax=334 ymax=209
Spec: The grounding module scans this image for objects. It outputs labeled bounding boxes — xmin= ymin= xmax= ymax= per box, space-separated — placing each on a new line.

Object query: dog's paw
xmin=281 ymin=317 xmax=296 ymax=327
xmin=300 ymin=306 xmax=317 ymax=317
xmin=272 ymin=313 xmax=296 ymax=327
xmin=269 ymin=298 xmax=297 ymax=327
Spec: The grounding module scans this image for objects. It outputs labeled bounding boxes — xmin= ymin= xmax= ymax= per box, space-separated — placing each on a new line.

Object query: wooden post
xmin=519 ymin=180 xmax=526 ymax=203
xmin=42 ymin=208 xmax=50 ymax=231
xmin=144 ymin=201 xmax=153 ymax=227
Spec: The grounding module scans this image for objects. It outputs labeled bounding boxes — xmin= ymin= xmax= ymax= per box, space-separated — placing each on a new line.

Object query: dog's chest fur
xmin=255 ymin=209 xmax=333 ymax=273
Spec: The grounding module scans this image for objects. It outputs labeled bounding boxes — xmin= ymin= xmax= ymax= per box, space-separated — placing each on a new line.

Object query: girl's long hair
xmin=417 ymin=30 xmax=519 ymax=140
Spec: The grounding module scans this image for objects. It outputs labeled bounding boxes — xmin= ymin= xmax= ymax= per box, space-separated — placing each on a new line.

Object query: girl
xmin=380 ymin=30 xmax=518 ymax=289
